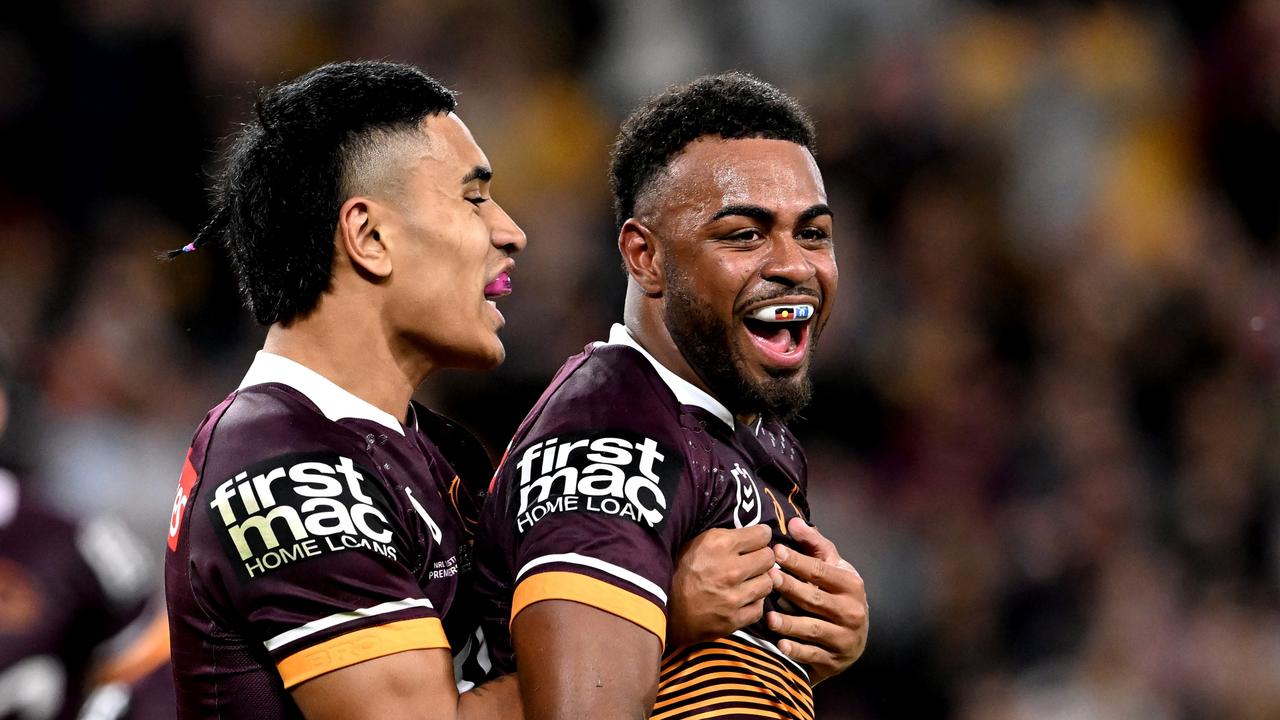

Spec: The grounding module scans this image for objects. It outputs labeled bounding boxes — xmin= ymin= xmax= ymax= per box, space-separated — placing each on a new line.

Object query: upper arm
xmin=512 ymin=600 xmax=661 ymax=720
xmin=291 ymin=648 xmax=458 ymax=720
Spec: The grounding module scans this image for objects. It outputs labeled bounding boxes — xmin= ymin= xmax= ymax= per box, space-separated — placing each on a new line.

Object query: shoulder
xmin=196 ymin=384 xmax=371 ymax=479
xmin=529 ymin=343 xmax=682 ymax=436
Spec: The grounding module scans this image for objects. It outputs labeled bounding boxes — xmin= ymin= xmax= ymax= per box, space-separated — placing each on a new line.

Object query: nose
xmin=490 ymin=202 xmax=527 ymax=255
xmin=761 ymin=234 xmax=816 ymax=286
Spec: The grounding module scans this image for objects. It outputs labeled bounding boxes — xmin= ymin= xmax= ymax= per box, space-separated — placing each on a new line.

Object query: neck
xmin=623 ymin=283 xmax=756 ymax=429
xmin=262 ymin=291 xmax=431 ymax=422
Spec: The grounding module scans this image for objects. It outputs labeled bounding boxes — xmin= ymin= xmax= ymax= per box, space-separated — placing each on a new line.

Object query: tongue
xmin=748 ymin=323 xmax=792 ymax=354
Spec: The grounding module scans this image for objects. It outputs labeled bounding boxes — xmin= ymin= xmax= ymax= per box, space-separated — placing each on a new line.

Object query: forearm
xmin=459 ymin=673 xmax=523 ymax=720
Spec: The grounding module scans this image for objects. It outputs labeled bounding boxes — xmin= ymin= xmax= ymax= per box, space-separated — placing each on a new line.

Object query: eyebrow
xmin=708 ymin=203 xmax=834 ymax=224
xmin=461 ymin=166 xmax=492 ymax=184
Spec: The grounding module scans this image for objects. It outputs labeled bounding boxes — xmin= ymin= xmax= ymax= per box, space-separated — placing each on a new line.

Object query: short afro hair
xmin=197 ymin=61 xmax=457 ymax=326
xmin=608 ymin=72 xmax=816 ymax=228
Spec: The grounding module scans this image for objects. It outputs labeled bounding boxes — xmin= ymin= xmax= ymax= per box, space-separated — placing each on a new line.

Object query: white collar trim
xmin=238 ymin=351 xmax=406 ymax=436
xmin=605 ymin=324 xmax=734 ymax=428
xmin=0 ymin=469 xmax=17 ymax=528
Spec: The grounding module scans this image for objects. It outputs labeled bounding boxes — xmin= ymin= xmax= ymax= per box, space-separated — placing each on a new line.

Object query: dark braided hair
xmin=168 ymin=61 xmax=456 ymax=326
xmin=608 ymin=72 xmax=816 ymax=229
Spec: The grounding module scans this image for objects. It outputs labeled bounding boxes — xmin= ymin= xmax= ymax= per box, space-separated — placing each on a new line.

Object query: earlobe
xmin=338 ymin=197 xmax=392 ymax=279
xmin=618 ymin=220 xmax=663 ymax=296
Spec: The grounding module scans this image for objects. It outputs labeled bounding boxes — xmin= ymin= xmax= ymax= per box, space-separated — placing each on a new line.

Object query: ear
xmin=618 ymin=219 xmax=664 ymax=296
xmin=336 ymin=196 xmax=392 ymax=278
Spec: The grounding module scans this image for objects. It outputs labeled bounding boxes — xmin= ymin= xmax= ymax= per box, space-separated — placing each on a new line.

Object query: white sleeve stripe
xmin=732 ymin=630 xmax=810 ymax=680
xmin=263 ymin=597 xmax=435 ymax=652
xmin=516 ymin=553 xmax=668 ymax=605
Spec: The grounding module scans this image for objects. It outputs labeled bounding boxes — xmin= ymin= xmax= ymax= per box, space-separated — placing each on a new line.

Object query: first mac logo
xmin=207 ymin=453 xmax=400 ymax=578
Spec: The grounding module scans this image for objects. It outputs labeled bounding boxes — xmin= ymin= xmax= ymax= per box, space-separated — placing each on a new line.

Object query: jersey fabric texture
xmin=474 ymin=324 xmax=815 ymax=720
xmin=0 ymin=469 xmax=163 ymax=720
xmin=165 ymin=352 xmax=491 ymax=719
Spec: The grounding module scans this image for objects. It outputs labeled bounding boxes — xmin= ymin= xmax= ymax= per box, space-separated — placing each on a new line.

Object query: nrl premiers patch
xmin=508 ymin=430 xmax=682 ymax=535
xmin=205 ymin=452 xmax=404 ymax=579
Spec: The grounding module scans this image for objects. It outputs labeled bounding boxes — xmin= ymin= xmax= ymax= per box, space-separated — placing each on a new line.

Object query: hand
xmin=767 ymin=517 xmax=868 ymax=686
xmin=667 ymin=524 xmax=778 ymax=648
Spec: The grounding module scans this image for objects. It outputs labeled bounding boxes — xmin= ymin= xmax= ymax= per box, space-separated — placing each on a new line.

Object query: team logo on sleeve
xmin=510 ymin=431 xmax=681 ymax=534
xmin=206 ymin=453 xmax=402 ymax=579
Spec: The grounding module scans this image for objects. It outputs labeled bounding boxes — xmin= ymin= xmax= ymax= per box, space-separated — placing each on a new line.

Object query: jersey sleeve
xmin=496 ymin=422 xmax=695 ymax=647
xmin=186 ymin=446 xmax=447 ymax=689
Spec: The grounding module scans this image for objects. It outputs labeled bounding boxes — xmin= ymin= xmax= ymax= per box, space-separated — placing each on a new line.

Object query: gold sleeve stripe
xmin=276 ymin=617 xmax=448 ymax=688
xmin=650 ymin=692 xmax=813 ymax=720
xmin=659 ymin=659 xmax=813 ymax=712
xmin=657 ymin=667 xmax=813 ymax=712
xmin=511 ymin=571 xmax=666 ymax=648
xmin=662 ymin=643 xmax=811 ymax=694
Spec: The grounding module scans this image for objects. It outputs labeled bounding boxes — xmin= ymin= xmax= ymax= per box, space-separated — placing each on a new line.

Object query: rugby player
xmin=0 ymin=338 xmax=172 ymax=720
xmin=164 ymin=61 xmax=786 ymax=720
xmin=474 ymin=73 xmax=870 ymax=719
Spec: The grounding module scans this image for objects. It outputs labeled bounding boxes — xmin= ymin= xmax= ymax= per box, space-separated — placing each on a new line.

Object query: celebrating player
xmin=474 ymin=73 xmax=870 ymax=719
xmin=163 ymin=61 xmax=789 ymax=720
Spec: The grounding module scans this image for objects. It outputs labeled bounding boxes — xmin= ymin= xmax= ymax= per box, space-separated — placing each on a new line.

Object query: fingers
xmin=739 ymin=546 xmax=776 ymax=580
xmin=786 ymin=517 xmax=841 ymax=565
xmin=775 ymin=637 xmax=838 ymax=671
xmin=766 ymin=611 xmax=846 ymax=648
xmin=773 ymin=543 xmax=862 ymax=594
xmin=730 ymin=523 xmax=773 ymax=553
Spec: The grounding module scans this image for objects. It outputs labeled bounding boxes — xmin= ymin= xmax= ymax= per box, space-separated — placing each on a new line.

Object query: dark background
xmin=1 ymin=1 xmax=1278 ymax=717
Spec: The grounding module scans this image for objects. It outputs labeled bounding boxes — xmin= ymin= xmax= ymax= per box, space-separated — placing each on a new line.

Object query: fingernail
xmin=769 ymin=568 xmax=783 ymax=587
xmin=775 ymin=545 xmax=790 ymax=561
xmin=767 ymin=612 xmax=780 ymax=629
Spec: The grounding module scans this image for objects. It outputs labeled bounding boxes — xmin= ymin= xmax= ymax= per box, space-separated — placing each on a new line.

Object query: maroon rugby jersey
xmin=474 ymin=324 xmax=815 ymax=720
xmin=0 ymin=470 xmax=163 ymax=720
xmin=165 ymin=352 xmax=491 ymax=719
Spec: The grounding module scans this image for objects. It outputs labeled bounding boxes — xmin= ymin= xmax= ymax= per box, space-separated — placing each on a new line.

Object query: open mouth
xmin=741 ymin=303 xmax=814 ymax=369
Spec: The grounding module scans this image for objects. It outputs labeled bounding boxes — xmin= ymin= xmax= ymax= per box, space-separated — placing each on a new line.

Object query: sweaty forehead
xmin=640 ymin=137 xmax=826 ymax=225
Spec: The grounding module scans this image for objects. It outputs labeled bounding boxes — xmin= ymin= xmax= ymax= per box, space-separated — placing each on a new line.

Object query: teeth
xmin=749 ymin=303 xmax=814 ymax=323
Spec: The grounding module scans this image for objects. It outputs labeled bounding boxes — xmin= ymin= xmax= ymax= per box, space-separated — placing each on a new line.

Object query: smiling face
xmin=379 ymin=112 xmax=526 ymax=370
xmin=641 ymin=136 xmax=837 ymax=421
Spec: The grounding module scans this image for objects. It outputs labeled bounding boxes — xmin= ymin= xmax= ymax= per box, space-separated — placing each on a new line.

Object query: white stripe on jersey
xmin=516 ymin=553 xmax=668 ymax=605
xmin=263 ymin=597 xmax=435 ymax=652
xmin=732 ymin=629 xmax=810 ymax=681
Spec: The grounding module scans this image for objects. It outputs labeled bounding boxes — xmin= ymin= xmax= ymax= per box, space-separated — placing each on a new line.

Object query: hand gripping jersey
xmin=165 ymin=352 xmax=491 ymax=718
xmin=474 ymin=325 xmax=815 ymax=720
xmin=0 ymin=470 xmax=166 ymax=720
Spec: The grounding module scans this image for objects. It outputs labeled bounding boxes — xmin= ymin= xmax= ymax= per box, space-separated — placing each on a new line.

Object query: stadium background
xmin=1 ymin=0 xmax=1278 ymax=717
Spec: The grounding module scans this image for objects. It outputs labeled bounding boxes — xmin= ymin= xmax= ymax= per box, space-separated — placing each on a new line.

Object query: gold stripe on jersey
xmin=659 ymin=657 xmax=813 ymax=717
xmin=659 ymin=665 xmax=812 ymax=713
xmin=655 ymin=637 xmax=815 ymax=720
xmin=276 ymin=617 xmax=448 ymax=688
xmin=511 ymin=570 xmax=666 ymax=647
xmin=663 ymin=638 xmax=812 ymax=697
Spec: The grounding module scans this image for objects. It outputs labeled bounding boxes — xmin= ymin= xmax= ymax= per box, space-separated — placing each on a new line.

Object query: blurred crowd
xmin=1 ymin=1 xmax=1278 ymax=718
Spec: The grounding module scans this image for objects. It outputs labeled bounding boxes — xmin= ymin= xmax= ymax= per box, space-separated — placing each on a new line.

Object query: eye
xmin=797 ymin=226 xmax=831 ymax=244
xmin=466 ymin=195 xmax=489 ymax=207
xmin=725 ymin=228 xmax=764 ymax=242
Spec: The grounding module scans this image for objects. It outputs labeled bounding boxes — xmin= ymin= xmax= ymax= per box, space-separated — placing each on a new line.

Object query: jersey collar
xmin=0 ymin=469 xmax=16 ymax=528
xmin=606 ymin=324 xmax=735 ymax=429
xmin=238 ymin=351 xmax=407 ymax=436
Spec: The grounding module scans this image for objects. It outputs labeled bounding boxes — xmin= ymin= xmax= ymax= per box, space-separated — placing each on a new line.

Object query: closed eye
xmin=467 ymin=196 xmax=490 ymax=206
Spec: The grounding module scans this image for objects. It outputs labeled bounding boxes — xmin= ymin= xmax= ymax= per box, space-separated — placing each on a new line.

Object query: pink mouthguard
xmin=484 ymin=272 xmax=512 ymax=296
